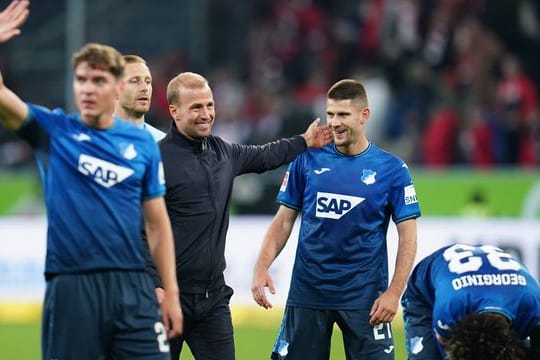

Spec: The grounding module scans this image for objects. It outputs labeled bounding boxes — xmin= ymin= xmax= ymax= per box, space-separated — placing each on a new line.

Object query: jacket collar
xmin=167 ymin=121 xmax=208 ymax=153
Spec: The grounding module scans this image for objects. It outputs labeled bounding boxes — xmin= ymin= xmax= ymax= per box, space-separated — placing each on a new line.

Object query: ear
xmin=115 ymin=78 xmax=125 ymax=99
xmin=361 ymin=107 xmax=370 ymax=124
xmin=169 ymin=104 xmax=178 ymax=120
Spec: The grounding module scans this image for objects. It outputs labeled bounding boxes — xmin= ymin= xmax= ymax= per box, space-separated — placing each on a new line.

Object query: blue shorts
xmin=401 ymin=280 xmax=444 ymax=359
xmin=271 ymin=306 xmax=394 ymax=360
xmin=42 ymin=271 xmax=169 ymax=360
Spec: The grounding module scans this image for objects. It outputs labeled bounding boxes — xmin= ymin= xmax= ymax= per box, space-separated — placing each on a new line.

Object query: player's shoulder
xmin=304 ymin=143 xmax=334 ymax=157
xmin=27 ymin=103 xmax=68 ymax=120
xmin=111 ymin=118 xmax=157 ymax=148
xmin=369 ymin=143 xmax=405 ymax=163
xmin=143 ymin=122 xmax=166 ymax=142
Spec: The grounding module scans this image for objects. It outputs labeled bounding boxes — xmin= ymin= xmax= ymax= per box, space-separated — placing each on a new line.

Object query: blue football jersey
xmin=412 ymin=244 xmax=540 ymax=341
xmin=278 ymin=143 xmax=421 ymax=309
xmin=141 ymin=122 xmax=165 ymax=142
xmin=17 ymin=104 xmax=165 ymax=275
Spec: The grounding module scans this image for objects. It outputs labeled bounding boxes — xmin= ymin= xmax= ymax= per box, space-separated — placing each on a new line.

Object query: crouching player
xmin=402 ymin=243 xmax=540 ymax=359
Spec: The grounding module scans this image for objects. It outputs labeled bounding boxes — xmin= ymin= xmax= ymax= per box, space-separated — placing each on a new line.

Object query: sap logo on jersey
xmin=78 ymin=154 xmax=134 ymax=188
xmin=316 ymin=192 xmax=365 ymax=219
xmin=404 ymin=184 xmax=418 ymax=205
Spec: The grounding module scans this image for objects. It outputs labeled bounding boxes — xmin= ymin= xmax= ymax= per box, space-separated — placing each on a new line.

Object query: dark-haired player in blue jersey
xmin=252 ymin=79 xmax=421 ymax=359
xmin=0 ymin=29 xmax=182 ymax=359
xmin=402 ymin=243 xmax=540 ymax=359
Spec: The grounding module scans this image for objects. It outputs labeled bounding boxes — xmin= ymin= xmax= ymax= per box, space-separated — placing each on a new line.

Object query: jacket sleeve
xmin=233 ymin=135 xmax=307 ymax=175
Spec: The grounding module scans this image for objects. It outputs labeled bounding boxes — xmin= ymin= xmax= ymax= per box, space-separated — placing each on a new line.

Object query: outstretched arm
xmin=143 ymin=197 xmax=183 ymax=338
xmin=370 ymin=218 xmax=417 ymax=325
xmin=251 ymin=205 xmax=298 ymax=309
xmin=0 ymin=0 xmax=29 ymax=43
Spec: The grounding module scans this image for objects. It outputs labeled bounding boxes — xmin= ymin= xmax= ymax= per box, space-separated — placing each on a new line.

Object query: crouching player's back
xmin=402 ymin=243 xmax=540 ymax=360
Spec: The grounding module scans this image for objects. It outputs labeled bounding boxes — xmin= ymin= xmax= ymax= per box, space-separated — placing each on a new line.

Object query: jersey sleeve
xmin=389 ymin=161 xmax=421 ymax=223
xmin=26 ymin=104 xmax=67 ymax=135
xmin=276 ymin=155 xmax=305 ymax=210
xmin=16 ymin=104 xmax=65 ymax=146
xmin=141 ymin=137 xmax=166 ymax=201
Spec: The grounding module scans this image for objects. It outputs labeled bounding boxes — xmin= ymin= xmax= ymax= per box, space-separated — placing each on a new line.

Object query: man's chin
xmin=196 ymin=129 xmax=212 ymax=138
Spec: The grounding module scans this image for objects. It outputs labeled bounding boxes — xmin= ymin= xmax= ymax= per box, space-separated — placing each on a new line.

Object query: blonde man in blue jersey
xmin=0 ymin=15 xmax=182 ymax=358
xmin=115 ymin=54 xmax=165 ymax=142
xmin=252 ymin=79 xmax=420 ymax=359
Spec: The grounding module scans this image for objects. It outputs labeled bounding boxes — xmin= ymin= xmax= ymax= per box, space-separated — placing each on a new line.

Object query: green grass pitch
xmin=0 ymin=319 xmax=408 ymax=359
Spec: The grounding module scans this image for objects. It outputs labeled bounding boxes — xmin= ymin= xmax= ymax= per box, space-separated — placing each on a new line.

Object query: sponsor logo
xmin=404 ymin=184 xmax=418 ymax=205
xmin=280 ymin=171 xmax=289 ymax=192
xmin=313 ymin=167 xmax=331 ymax=175
xmin=410 ymin=336 xmax=424 ymax=355
xmin=78 ymin=154 xmax=134 ymax=188
xmin=277 ymin=339 xmax=289 ymax=357
xmin=384 ymin=345 xmax=394 ymax=354
xmin=73 ymin=133 xmax=91 ymax=142
xmin=158 ymin=162 xmax=165 ymax=185
xmin=361 ymin=169 xmax=376 ymax=185
xmin=316 ymin=192 xmax=364 ymax=219
xmin=122 ymin=143 xmax=138 ymax=160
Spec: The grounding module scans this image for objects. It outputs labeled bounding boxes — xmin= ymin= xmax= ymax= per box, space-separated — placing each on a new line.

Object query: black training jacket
xmin=158 ymin=123 xmax=307 ymax=294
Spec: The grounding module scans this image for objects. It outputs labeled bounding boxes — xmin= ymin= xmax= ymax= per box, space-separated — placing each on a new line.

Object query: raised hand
xmin=301 ymin=117 xmax=333 ymax=148
xmin=0 ymin=0 xmax=30 ymax=43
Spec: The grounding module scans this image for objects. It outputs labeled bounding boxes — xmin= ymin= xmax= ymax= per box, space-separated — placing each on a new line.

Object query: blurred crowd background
xmin=0 ymin=0 xmax=539 ymax=213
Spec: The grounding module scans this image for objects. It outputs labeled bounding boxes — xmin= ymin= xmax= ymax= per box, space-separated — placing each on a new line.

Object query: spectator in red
xmin=422 ymin=104 xmax=459 ymax=166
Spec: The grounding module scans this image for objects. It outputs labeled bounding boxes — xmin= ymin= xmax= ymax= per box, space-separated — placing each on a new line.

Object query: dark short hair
xmin=446 ymin=312 xmax=527 ymax=360
xmin=327 ymin=79 xmax=368 ymax=107
xmin=72 ymin=43 xmax=125 ymax=79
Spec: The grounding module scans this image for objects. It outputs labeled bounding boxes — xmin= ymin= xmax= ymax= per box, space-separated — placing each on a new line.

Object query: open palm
xmin=0 ymin=0 xmax=29 ymax=43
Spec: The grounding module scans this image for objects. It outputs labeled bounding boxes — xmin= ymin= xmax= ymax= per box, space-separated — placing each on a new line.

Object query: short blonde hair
xmin=167 ymin=72 xmax=208 ymax=105
xmin=123 ymin=54 xmax=147 ymax=65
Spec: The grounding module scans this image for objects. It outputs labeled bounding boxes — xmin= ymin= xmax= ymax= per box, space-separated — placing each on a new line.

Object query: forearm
xmin=0 ymin=85 xmax=28 ymax=130
xmin=388 ymin=220 xmax=417 ymax=296
xmin=254 ymin=206 xmax=297 ymax=272
xmin=146 ymin=224 xmax=178 ymax=294
xmin=143 ymin=197 xmax=179 ymax=294
xmin=254 ymin=222 xmax=289 ymax=272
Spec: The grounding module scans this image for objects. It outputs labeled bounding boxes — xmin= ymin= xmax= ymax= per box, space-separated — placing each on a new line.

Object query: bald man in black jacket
xmin=158 ymin=72 xmax=332 ymax=360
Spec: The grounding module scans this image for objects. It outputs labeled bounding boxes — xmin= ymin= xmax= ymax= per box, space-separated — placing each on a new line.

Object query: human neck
xmin=115 ymin=108 xmax=145 ymax=125
xmin=81 ymin=113 xmax=115 ymax=130
xmin=336 ymin=138 xmax=369 ymax=155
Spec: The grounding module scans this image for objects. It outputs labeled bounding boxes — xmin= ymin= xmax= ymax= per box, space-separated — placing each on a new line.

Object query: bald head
xmin=167 ymin=72 xmax=209 ymax=106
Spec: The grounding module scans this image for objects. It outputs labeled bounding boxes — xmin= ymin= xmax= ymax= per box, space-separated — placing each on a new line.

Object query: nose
xmin=141 ymin=82 xmax=151 ymax=91
xmin=200 ymin=106 xmax=212 ymax=119
xmin=81 ymin=80 xmax=96 ymax=94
